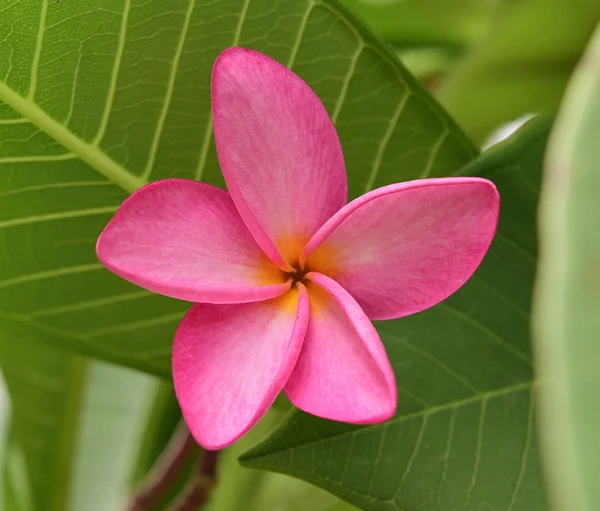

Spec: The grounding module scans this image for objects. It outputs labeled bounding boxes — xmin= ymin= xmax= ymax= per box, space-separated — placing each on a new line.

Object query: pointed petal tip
xmin=286 ymin=274 xmax=397 ymax=425
xmin=302 ymin=177 xmax=501 ymax=320
xmin=213 ymin=46 xmax=253 ymax=67
xmin=96 ymin=178 xmax=291 ymax=304
xmin=352 ymin=402 xmax=397 ymax=425
xmin=173 ymin=286 xmax=310 ymax=450
xmin=211 ymin=46 xmax=347 ymax=270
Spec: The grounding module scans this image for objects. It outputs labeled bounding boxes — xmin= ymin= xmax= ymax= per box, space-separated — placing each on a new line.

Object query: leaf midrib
xmin=0 ymin=82 xmax=146 ymax=194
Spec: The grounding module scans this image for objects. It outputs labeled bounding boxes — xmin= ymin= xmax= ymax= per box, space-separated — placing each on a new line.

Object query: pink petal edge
xmin=285 ymin=272 xmax=397 ymax=424
xmin=173 ymin=284 xmax=310 ymax=450
xmin=97 ymin=179 xmax=290 ymax=304
xmin=301 ymin=177 xmax=500 ymax=320
xmin=212 ymin=47 xmax=347 ymax=270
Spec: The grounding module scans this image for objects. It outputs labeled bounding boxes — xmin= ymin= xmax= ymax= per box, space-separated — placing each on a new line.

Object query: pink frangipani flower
xmin=96 ymin=48 xmax=499 ymax=450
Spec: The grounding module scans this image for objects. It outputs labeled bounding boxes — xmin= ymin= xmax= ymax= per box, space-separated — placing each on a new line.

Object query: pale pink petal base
xmin=285 ymin=273 xmax=397 ymax=424
xmin=302 ymin=178 xmax=500 ymax=320
xmin=97 ymin=179 xmax=289 ymax=304
xmin=173 ymin=286 xmax=309 ymax=449
xmin=212 ymin=48 xmax=347 ymax=268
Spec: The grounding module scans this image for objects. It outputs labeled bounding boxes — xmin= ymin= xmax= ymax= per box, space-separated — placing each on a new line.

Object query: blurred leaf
xmin=241 ymin=115 xmax=553 ymax=511
xmin=129 ymin=382 xmax=181 ymax=486
xmin=438 ymin=0 xmax=600 ymax=142
xmin=0 ymin=338 xmax=84 ymax=511
xmin=396 ymin=47 xmax=459 ymax=81
xmin=533 ymin=23 xmax=600 ymax=511
xmin=341 ymin=0 xmax=499 ymax=47
xmin=0 ymin=370 xmax=10 ymax=506
xmin=0 ymin=0 xmax=474 ymax=376
xmin=0 ymin=336 xmax=165 ymax=511
xmin=2 ymin=431 xmax=33 ymax=511
xmin=66 ymin=363 xmax=159 ymax=511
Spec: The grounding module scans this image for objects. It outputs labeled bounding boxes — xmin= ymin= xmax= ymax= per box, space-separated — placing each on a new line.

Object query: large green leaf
xmin=438 ymin=0 xmax=600 ymax=142
xmin=0 ymin=0 xmax=475 ymax=376
xmin=532 ymin=24 xmax=600 ymax=511
xmin=0 ymin=336 xmax=165 ymax=511
xmin=241 ymin=115 xmax=552 ymax=511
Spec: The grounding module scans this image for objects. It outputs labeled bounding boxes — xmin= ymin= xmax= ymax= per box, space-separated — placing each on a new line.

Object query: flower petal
xmin=212 ymin=47 xmax=347 ymax=269
xmin=285 ymin=273 xmax=397 ymax=424
xmin=97 ymin=179 xmax=289 ymax=304
xmin=173 ymin=285 xmax=309 ymax=449
xmin=302 ymin=177 xmax=499 ymax=320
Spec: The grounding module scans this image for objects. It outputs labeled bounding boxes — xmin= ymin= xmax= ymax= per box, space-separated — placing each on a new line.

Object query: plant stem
xmin=126 ymin=422 xmax=198 ymax=511
xmin=165 ymin=450 xmax=220 ymax=511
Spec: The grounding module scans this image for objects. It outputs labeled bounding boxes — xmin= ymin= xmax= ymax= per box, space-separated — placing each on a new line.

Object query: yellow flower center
xmin=254 ymin=233 xmax=340 ymax=290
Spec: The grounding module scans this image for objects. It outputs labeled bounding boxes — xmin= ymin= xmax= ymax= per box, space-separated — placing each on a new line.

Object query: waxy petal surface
xmin=173 ymin=286 xmax=309 ymax=449
xmin=303 ymin=178 xmax=499 ymax=320
xmin=212 ymin=47 xmax=347 ymax=269
xmin=97 ymin=179 xmax=289 ymax=304
xmin=285 ymin=273 xmax=397 ymax=424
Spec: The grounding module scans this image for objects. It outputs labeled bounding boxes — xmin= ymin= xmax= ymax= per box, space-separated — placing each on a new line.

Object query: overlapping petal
xmin=173 ymin=285 xmax=310 ymax=449
xmin=285 ymin=273 xmax=397 ymax=423
xmin=302 ymin=178 xmax=499 ymax=320
xmin=212 ymin=47 xmax=347 ymax=270
xmin=97 ymin=179 xmax=289 ymax=304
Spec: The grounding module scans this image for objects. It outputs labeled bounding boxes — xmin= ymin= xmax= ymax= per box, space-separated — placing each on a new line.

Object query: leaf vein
xmin=143 ymin=0 xmax=196 ymax=180
xmin=195 ymin=0 xmax=251 ymax=181
xmin=84 ymin=311 xmax=186 ymax=337
xmin=363 ymin=91 xmax=411 ymax=193
xmin=392 ymin=414 xmax=428 ymax=501
xmin=436 ymin=406 xmax=457 ymax=504
xmin=30 ymin=290 xmax=153 ymax=318
xmin=507 ymin=389 xmax=534 ymax=511
xmin=28 ymin=0 xmax=48 ymax=100
xmin=438 ymin=302 xmax=532 ymax=365
xmin=93 ymin=0 xmax=131 ymax=145
xmin=286 ymin=3 xmax=314 ymax=69
xmin=0 ymin=206 xmax=119 ymax=229
xmin=0 ymin=263 xmax=104 ymax=289
xmin=420 ymin=130 xmax=449 ymax=178
xmin=0 ymin=154 xmax=76 ymax=164
xmin=331 ymin=41 xmax=363 ymax=124
xmin=0 ymin=180 xmax=113 ymax=198
xmin=463 ymin=398 xmax=487 ymax=511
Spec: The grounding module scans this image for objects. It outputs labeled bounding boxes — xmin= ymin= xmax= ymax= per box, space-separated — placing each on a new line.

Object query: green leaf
xmin=0 ymin=335 xmax=166 ymax=511
xmin=0 ymin=0 xmax=474 ymax=375
xmin=438 ymin=0 xmax=600 ymax=142
xmin=532 ymin=24 xmax=600 ymax=511
xmin=241 ymin=115 xmax=553 ymax=511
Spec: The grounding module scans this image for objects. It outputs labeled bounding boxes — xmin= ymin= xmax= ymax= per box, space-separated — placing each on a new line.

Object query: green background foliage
xmin=533 ymin=23 xmax=600 ymax=511
xmin=0 ymin=0 xmax=598 ymax=510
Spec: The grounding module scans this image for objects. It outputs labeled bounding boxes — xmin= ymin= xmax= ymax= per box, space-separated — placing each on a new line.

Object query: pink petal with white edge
xmin=97 ymin=179 xmax=289 ymax=304
xmin=212 ymin=47 xmax=347 ymax=270
xmin=285 ymin=273 xmax=397 ymax=424
xmin=173 ymin=285 xmax=309 ymax=450
xmin=302 ymin=178 xmax=499 ymax=320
